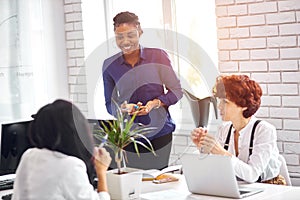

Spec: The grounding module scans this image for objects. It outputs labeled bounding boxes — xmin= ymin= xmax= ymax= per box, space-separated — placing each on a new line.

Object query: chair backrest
xmin=182 ymin=89 xmax=218 ymax=128
xmin=278 ymin=154 xmax=292 ymax=186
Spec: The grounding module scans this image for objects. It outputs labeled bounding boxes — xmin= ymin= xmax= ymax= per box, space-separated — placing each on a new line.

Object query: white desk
xmin=1 ymin=174 xmax=300 ymax=199
xmin=140 ymin=174 xmax=300 ymax=200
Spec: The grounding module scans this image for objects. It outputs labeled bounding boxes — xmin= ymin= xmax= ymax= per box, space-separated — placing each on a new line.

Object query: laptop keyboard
xmin=1 ymin=193 xmax=12 ymax=200
xmin=239 ymin=190 xmax=250 ymax=195
xmin=0 ymin=178 xmax=14 ymax=191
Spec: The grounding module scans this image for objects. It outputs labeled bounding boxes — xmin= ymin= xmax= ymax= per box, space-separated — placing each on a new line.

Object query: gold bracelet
xmin=154 ymin=99 xmax=161 ymax=109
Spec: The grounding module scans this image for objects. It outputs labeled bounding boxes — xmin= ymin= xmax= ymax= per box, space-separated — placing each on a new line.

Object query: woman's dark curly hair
xmin=113 ymin=11 xmax=143 ymax=33
xmin=213 ymin=74 xmax=262 ymax=118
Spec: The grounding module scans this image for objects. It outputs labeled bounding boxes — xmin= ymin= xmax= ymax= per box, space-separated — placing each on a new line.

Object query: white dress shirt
xmin=216 ymin=116 xmax=281 ymax=183
xmin=12 ymin=148 xmax=110 ymax=200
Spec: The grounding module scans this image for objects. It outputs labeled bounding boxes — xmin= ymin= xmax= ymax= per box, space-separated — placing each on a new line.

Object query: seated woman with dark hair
xmin=191 ymin=74 xmax=286 ymax=185
xmin=12 ymin=99 xmax=112 ymax=200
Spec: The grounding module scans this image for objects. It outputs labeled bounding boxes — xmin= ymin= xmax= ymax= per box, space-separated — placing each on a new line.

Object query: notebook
xmin=181 ymin=153 xmax=263 ymax=199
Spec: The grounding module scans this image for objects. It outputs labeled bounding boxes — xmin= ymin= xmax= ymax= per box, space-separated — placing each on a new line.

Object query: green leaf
xmin=92 ymin=99 xmax=157 ymax=173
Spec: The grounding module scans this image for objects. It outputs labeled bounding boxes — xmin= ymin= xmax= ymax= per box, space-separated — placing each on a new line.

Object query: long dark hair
xmin=29 ymin=99 xmax=95 ymax=183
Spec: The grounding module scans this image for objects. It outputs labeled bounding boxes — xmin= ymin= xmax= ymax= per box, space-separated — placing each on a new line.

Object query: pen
xmin=199 ymin=126 xmax=207 ymax=154
xmin=99 ymin=134 xmax=108 ymax=148
xmin=133 ymin=105 xmax=139 ymax=109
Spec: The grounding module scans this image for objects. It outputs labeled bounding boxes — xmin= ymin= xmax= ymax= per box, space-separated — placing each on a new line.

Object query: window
xmin=0 ymin=0 xmax=68 ymax=122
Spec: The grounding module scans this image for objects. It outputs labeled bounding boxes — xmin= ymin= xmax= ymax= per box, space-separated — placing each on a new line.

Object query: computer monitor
xmin=0 ymin=120 xmax=33 ymax=176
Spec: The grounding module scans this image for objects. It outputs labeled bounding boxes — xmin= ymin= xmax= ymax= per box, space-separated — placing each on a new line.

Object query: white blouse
xmin=12 ymin=148 xmax=110 ymax=200
xmin=216 ymin=116 xmax=281 ymax=183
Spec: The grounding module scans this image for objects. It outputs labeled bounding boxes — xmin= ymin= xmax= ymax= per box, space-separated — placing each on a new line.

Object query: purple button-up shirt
xmin=102 ymin=46 xmax=183 ymax=139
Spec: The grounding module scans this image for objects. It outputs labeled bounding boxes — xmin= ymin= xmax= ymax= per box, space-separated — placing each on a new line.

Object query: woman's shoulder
xmin=217 ymin=121 xmax=233 ymax=135
xmin=218 ymin=121 xmax=232 ymax=129
xmin=142 ymin=47 xmax=168 ymax=55
xmin=50 ymin=150 xmax=86 ymax=168
xmin=103 ymin=52 xmax=123 ymax=67
xmin=250 ymin=118 xmax=277 ymax=140
xmin=23 ymin=148 xmax=85 ymax=167
xmin=21 ymin=147 xmax=44 ymax=158
xmin=252 ymin=117 xmax=276 ymax=131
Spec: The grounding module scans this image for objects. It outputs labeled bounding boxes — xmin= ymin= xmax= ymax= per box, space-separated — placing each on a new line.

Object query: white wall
xmin=215 ymin=0 xmax=300 ymax=185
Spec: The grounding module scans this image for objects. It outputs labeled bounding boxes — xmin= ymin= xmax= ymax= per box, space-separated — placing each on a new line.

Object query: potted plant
xmin=94 ymin=103 xmax=156 ymax=174
xmin=93 ymin=101 xmax=156 ymax=199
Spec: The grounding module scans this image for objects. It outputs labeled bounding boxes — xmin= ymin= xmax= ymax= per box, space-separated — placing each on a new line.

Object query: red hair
xmin=213 ymin=74 xmax=262 ymax=118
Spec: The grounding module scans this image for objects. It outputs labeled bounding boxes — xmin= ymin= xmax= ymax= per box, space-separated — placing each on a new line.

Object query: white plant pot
xmin=106 ymin=167 xmax=142 ymax=200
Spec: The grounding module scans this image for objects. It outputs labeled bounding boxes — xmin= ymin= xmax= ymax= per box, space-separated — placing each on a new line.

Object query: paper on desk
xmin=140 ymin=189 xmax=190 ymax=200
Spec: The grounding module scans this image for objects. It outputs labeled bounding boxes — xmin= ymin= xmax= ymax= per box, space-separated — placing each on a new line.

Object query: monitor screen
xmin=0 ymin=120 xmax=33 ymax=176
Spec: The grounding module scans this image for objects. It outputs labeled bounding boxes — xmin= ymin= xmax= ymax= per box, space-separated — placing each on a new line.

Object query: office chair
xmin=278 ymin=154 xmax=292 ymax=186
xmin=182 ymin=88 xmax=218 ymax=128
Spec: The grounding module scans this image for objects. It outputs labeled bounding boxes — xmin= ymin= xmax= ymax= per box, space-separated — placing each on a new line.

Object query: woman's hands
xmin=93 ymin=147 xmax=111 ymax=173
xmin=121 ymin=99 xmax=162 ymax=116
xmin=191 ymin=127 xmax=207 ymax=149
xmin=93 ymin=147 xmax=112 ymax=192
xmin=191 ymin=128 xmax=230 ymax=156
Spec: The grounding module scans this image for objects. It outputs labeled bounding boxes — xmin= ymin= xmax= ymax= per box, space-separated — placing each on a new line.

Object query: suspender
xmin=224 ymin=124 xmax=233 ymax=151
xmin=249 ymin=120 xmax=262 ymax=155
xmin=223 ymin=120 xmax=262 ymax=156
xmin=224 ymin=120 xmax=262 ymax=182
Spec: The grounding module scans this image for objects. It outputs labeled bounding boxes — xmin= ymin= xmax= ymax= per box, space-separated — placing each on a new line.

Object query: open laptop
xmin=181 ymin=153 xmax=263 ymax=199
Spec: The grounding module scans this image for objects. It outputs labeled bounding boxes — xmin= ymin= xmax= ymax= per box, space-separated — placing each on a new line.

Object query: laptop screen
xmin=0 ymin=120 xmax=33 ymax=176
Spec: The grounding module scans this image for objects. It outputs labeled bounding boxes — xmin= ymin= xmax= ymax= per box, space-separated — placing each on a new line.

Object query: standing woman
xmin=12 ymin=99 xmax=112 ymax=200
xmin=191 ymin=74 xmax=286 ymax=185
xmin=102 ymin=11 xmax=183 ymax=170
